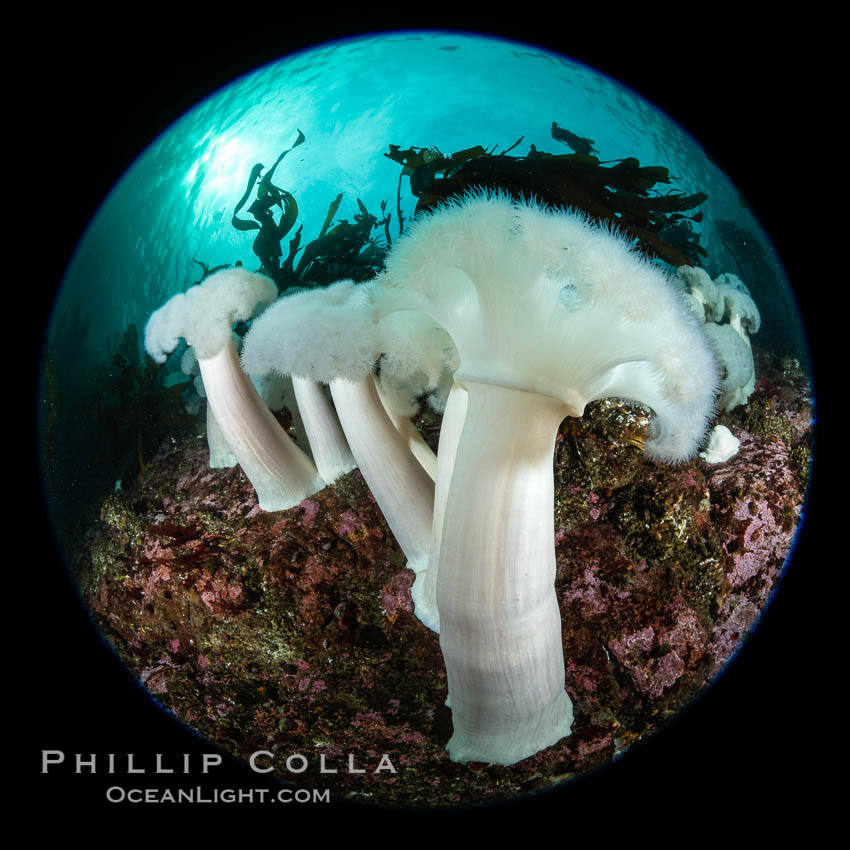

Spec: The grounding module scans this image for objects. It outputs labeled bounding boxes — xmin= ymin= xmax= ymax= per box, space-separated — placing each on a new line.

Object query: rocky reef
xmin=77 ymin=352 xmax=812 ymax=808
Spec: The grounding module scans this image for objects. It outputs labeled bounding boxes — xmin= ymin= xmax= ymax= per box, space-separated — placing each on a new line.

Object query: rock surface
xmin=78 ymin=352 xmax=812 ymax=807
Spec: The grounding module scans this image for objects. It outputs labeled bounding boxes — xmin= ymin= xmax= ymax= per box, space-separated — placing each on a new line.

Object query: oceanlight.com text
xmin=106 ymin=786 xmax=330 ymax=804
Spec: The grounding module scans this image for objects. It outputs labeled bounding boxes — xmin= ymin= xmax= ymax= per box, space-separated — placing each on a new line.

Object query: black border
xmin=25 ymin=11 xmax=826 ymax=828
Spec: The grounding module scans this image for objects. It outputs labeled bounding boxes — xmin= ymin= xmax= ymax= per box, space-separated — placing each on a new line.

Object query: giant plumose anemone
xmin=144 ymin=191 xmax=721 ymax=767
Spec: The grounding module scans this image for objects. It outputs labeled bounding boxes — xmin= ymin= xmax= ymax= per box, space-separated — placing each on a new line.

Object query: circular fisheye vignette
xmin=40 ymin=29 xmax=813 ymax=808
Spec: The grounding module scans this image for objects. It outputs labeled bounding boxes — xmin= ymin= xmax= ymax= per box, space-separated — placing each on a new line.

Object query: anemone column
xmin=200 ymin=342 xmax=325 ymax=511
xmin=330 ymin=375 xmax=435 ymax=575
xmin=144 ymin=268 xmax=326 ymax=513
xmin=438 ymin=381 xmax=574 ymax=766
xmin=411 ymin=381 xmax=467 ymax=633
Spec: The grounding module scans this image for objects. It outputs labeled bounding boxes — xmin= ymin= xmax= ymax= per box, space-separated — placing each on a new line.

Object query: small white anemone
xmin=241 ymin=281 xmax=378 ymax=384
xmin=677 ymin=265 xmax=725 ymax=323
xmin=144 ymin=268 xmax=324 ymax=510
xmin=703 ymin=323 xmax=756 ymax=412
xmin=373 ymin=306 xmax=459 ymax=481
xmin=718 ymin=285 xmax=761 ymax=336
xmin=680 ymin=269 xmax=762 ymax=412
xmin=699 ymin=423 xmax=740 ymax=463
xmin=240 ymin=280 xmax=435 ymax=575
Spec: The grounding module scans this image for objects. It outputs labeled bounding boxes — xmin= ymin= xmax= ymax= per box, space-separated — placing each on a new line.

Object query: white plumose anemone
xmin=374 ymin=191 xmax=719 ymax=765
xmin=144 ymin=268 xmax=324 ymax=511
xmin=677 ymin=266 xmax=761 ymax=411
xmin=240 ymin=280 xmax=435 ymax=576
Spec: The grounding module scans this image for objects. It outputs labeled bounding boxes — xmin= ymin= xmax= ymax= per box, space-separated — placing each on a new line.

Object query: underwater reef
xmin=77 ymin=349 xmax=811 ymax=807
xmin=53 ymin=128 xmax=808 ymax=805
xmin=43 ymin=131 xmax=710 ymax=554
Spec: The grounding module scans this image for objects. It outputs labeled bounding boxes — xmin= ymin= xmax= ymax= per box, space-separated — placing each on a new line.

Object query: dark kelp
xmin=385 ymin=143 xmax=708 ymax=266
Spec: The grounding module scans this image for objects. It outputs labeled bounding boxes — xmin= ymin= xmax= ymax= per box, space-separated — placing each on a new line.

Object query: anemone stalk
xmin=200 ymin=341 xmax=325 ymax=511
xmin=438 ymin=381 xmax=573 ymax=764
xmin=411 ymin=381 xmax=467 ymax=633
xmin=330 ymin=375 xmax=435 ymax=574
